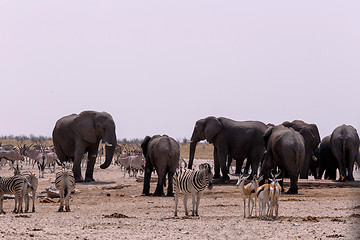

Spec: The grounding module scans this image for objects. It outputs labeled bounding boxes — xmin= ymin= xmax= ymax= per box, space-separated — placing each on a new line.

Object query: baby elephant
xmin=55 ymin=168 xmax=76 ymax=212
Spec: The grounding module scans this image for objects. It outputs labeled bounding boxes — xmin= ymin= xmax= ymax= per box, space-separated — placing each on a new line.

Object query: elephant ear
xmin=204 ymin=117 xmax=221 ymax=143
xmin=141 ymin=136 xmax=152 ymax=158
xmin=71 ymin=112 xmax=97 ymax=144
xmin=263 ymin=126 xmax=273 ymax=148
xmin=310 ymin=124 xmax=321 ymax=146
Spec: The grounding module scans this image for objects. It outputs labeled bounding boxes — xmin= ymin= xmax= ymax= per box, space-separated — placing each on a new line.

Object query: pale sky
xmin=1 ymin=1 xmax=359 ymax=141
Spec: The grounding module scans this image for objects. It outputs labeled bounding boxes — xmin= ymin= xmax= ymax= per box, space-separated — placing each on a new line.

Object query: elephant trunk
xmin=100 ymin=139 xmax=116 ymax=169
xmin=188 ymin=140 xmax=198 ymax=169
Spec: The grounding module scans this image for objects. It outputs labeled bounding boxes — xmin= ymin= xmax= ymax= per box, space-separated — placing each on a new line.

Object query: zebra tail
xmin=64 ymin=184 xmax=69 ymax=198
xmin=64 ymin=178 xmax=69 ymax=197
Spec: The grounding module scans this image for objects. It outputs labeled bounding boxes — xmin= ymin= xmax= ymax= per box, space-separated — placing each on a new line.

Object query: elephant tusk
xmin=104 ymin=142 xmax=112 ymax=147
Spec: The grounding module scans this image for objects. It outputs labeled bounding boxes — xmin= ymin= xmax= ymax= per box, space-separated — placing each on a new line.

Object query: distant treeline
xmin=0 ymin=135 xmax=190 ymax=144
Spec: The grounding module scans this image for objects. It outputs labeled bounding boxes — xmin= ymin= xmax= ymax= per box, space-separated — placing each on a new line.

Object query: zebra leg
xmin=65 ymin=194 xmax=70 ymax=212
xmin=191 ymin=193 xmax=196 ymax=216
xmin=174 ymin=192 xmax=179 ymax=217
xmin=19 ymin=193 xmax=23 ymax=213
xmin=195 ymin=192 xmax=202 ymax=216
xmin=0 ymin=192 xmax=5 ymax=214
xmin=13 ymin=193 xmax=18 ymax=213
xmin=32 ymin=191 xmax=36 ymax=212
xmin=58 ymin=192 xmax=64 ymax=212
xmin=183 ymin=194 xmax=189 ymax=216
xmin=25 ymin=193 xmax=29 ymax=213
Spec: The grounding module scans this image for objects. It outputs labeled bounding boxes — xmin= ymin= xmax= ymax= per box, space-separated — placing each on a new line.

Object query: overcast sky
xmin=0 ymin=1 xmax=359 ymax=141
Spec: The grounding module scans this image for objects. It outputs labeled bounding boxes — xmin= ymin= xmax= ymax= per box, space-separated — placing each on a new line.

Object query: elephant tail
xmin=340 ymin=137 xmax=347 ymax=180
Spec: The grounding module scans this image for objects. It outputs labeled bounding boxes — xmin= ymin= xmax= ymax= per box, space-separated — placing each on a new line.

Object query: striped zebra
xmin=173 ymin=163 xmax=213 ymax=217
xmin=0 ymin=175 xmax=26 ymax=214
xmin=13 ymin=166 xmax=38 ymax=213
xmin=22 ymin=171 xmax=38 ymax=213
xmin=55 ymin=167 xmax=76 ymax=212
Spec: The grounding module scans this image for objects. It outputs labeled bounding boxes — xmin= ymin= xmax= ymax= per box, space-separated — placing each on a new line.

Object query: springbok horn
xmin=270 ymin=169 xmax=275 ymax=179
xmin=104 ymin=142 xmax=112 ymax=147
xmin=275 ymin=169 xmax=282 ymax=179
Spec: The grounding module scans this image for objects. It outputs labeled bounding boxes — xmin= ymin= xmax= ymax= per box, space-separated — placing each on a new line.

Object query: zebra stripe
xmin=0 ymin=175 xmax=25 ymax=214
xmin=55 ymin=168 xmax=75 ymax=212
xmin=173 ymin=163 xmax=213 ymax=217
xmin=22 ymin=171 xmax=38 ymax=213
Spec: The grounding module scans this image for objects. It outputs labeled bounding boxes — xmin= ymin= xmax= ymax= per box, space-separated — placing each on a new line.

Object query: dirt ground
xmin=0 ymin=159 xmax=359 ymax=240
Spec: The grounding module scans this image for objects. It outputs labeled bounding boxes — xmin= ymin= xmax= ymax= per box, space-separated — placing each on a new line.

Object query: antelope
xmin=236 ymin=173 xmax=262 ymax=218
xmin=23 ymin=146 xmax=47 ymax=178
xmin=256 ymin=169 xmax=282 ymax=220
xmin=0 ymin=149 xmax=24 ymax=165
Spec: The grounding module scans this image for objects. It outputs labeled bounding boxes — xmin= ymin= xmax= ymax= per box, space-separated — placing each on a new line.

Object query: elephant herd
xmin=52 ymin=111 xmax=360 ymax=196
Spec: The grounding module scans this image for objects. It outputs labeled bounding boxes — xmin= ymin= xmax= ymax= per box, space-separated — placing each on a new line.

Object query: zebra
xmin=21 ymin=171 xmax=38 ymax=213
xmin=0 ymin=175 xmax=27 ymax=214
xmin=12 ymin=165 xmax=38 ymax=212
xmin=55 ymin=164 xmax=76 ymax=212
xmin=173 ymin=163 xmax=214 ymax=217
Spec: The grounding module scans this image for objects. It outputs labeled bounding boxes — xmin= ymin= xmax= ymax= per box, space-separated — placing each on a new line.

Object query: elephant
xmin=189 ymin=116 xmax=268 ymax=181
xmin=330 ymin=124 xmax=360 ymax=181
xmin=318 ymin=135 xmax=338 ymax=180
xmin=52 ymin=111 xmax=117 ymax=182
xmin=260 ymin=125 xmax=305 ymax=194
xmin=282 ymin=120 xmax=321 ymax=179
xmin=141 ymin=134 xmax=180 ymax=196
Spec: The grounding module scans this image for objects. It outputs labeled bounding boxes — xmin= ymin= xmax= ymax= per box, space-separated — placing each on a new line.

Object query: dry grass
xmin=179 ymin=142 xmax=213 ymax=160
xmin=0 ymin=139 xmax=214 ymax=160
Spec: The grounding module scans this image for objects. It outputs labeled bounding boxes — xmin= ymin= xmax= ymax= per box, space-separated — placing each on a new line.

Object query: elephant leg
xmin=226 ymin=155 xmax=232 ymax=173
xmin=217 ymin=149 xmax=229 ymax=181
xmin=346 ymin=161 xmax=355 ymax=181
xmin=73 ymin=146 xmax=86 ymax=182
xmin=287 ymin=176 xmax=298 ymax=194
xmin=299 ymin=153 xmax=310 ymax=179
xmin=142 ymin=161 xmax=152 ymax=196
xmin=154 ymin=168 xmax=165 ymax=196
xmin=328 ymin=167 xmax=336 ymax=180
xmin=235 ymin=158 xmax=244 ymax=175
xmin=85 ymin=148 xmax=97 ymax=182
xmin=167 ymin=172 xmax=174 ymax=197
xmin=213 ymin=148 xmax=221 ymax=179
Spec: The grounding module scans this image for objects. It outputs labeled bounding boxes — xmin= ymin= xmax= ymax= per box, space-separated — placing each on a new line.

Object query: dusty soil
xmin=0 ymin=160 xmax=359 ymax=240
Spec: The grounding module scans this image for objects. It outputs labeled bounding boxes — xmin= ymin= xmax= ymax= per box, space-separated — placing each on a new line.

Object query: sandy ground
xmin=0 ymin=160 xmax=359 ymax=240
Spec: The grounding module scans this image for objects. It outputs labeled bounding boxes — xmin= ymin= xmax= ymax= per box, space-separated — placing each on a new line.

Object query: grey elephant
xmin=189 ymin=116 xmax=267 ymax=180
xmin=318 ymin=136 xmax=338 ymax=180
xmin=330 ymin=124 xmax=359 ymax=181
xmin=52 ymin=111 xmax=117 ymax=182
xmin=260 ymin=125 xmax=305 ymax=194
xmin=141 ymin=135 xmax=180 ymax=196
xmin=282 ymin=120 xmax=321 ymax=179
